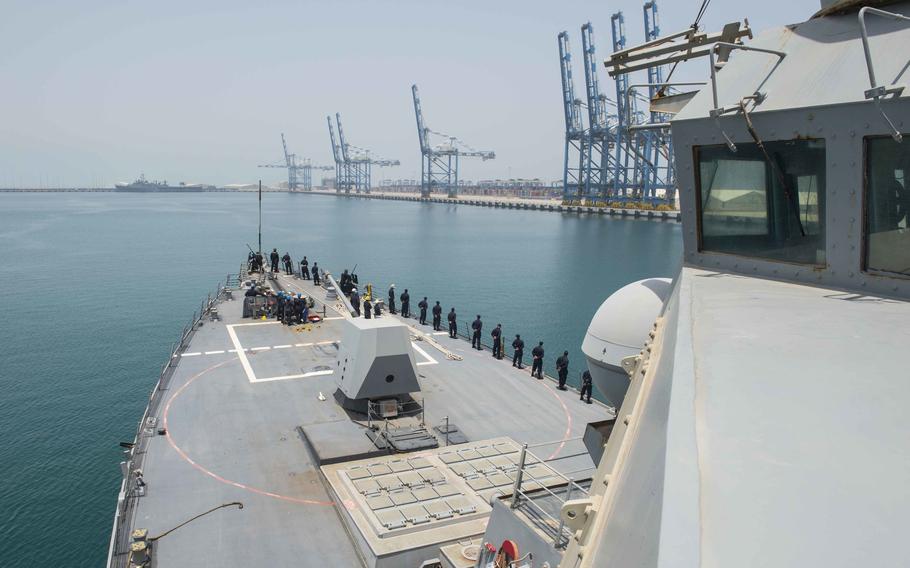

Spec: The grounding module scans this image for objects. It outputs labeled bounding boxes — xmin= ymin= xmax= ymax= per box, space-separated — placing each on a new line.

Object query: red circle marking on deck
xmin=163 ymin=358 xmax=334 ymax=507
xmin=543 ymin=382 xmax=572 ymax=461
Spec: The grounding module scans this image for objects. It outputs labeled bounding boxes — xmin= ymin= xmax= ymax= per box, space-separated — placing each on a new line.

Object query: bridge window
xmin=865 ymin=136 xmax=910 ymax=277
xmin=696 ymin=139 xmax=826 ymax=265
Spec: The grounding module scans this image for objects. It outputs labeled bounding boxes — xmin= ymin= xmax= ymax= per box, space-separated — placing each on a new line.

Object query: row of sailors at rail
xmin=247 ymin=250 xmax=323 ymax=285
xmin=252 ymin=251 xmax=596 ymax=403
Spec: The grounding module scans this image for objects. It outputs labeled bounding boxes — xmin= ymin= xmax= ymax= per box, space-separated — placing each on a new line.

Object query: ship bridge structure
xmin=560 ymin=3 xmax=910 ymax=567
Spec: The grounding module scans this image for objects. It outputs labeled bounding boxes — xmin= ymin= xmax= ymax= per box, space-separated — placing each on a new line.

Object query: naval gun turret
xmin=334 ymin=316 xmax=421 ymax=416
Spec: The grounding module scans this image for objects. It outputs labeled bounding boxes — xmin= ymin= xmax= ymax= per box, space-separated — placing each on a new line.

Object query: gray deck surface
xmin=124 ymin=272 xmax=609 ymax=566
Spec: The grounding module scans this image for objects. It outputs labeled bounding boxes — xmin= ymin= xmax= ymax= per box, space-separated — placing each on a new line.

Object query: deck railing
xmin=107 ymin=272 xmax=239 ymax=568
xmin=507 ymin=439 xmax=594 ymax=550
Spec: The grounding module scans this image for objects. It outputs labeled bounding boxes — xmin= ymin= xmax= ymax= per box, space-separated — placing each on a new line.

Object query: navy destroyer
xmin=115 ymin=174 xmax=212 ymax=192
xmin=108 ymin=1 xmax=910 ymax=566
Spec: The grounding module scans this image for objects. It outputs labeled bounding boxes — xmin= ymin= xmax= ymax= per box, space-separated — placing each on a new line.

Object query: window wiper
xmin=739 ymin=100 xmax=806 ymax=237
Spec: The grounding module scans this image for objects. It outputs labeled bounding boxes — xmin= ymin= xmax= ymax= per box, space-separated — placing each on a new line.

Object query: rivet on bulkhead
xmin=849 ymin=130 xmax=856 ymax=137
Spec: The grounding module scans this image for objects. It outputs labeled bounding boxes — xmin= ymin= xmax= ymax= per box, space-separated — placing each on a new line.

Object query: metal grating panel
xmin=354 ymin=479 xmax=381 ymax=495
xmin=390 ymin=490 xmax=417 ymax=506
xmin=388 ymin=459 xmax=412 ymax=473
xmin=477 ymin=445 xmax=499 ymax=457
xmin=397 ymin=471 xmax=425 ymax=487
xmin=445 ymin=496 xmax=477 ymax=515
xmin=412 ymin=487 xmax=438 ymax=501
xmin=438 ymin=452 xmax=463 ymax=464
xmin=347 ymin=467 xmax=370 ymax=480
xmin=399 ymin=504 xmax=431 ymax=525
xmin=367 ymin=496 xmax=395 ymax=510
xmin=368 ymin=464 xmax=393 ymax=476
xmin=466 ymin=477 xmax=493 ymax=491
xmin=376 ymin=476 xmax=403 ymax=491
xmin=375 ymin=509 xmax=407 ymax=529
xmin=434 ymin=484 xmax=460 ymax=498
xmin=425 ymin=500 xmax=454 ymax=520
xmin=407 ymin=457 xmax=431 ymax=469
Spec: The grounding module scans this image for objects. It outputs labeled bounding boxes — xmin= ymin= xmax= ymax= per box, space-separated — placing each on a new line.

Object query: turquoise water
xmin=0 ymin=192 xmax=681 ymax=566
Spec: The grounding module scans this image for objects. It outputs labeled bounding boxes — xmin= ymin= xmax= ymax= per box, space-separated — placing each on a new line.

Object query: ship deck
xmin=112 ymin=272 xmax=610 ymax=567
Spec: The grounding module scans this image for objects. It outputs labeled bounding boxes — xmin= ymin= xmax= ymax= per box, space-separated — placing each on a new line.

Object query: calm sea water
xmin=0 ymin=192 xmax=681 ymax=566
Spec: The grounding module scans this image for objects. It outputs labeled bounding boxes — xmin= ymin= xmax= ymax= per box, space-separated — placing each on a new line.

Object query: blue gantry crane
xmin=610 ymin=11 xmax=636 ymax=198
xmin=411 ymin=84 xmax=494 ymax=198
xmin=640 ymin=0 xmax=674 ymax=200
xmin=558 ymin=31 xmax=588 ymax=202
xmin=330 ymin=113 xmax=400 ymax=194
xmin=258 ymin=133 xmax=334 ymax=191
xmin=327 ymin=116 xmax=343 ymax=192
xmin=559 ymin=0 xmax=750 ymax=205
xmin=581 ymin=22 xmax=613 ymax=200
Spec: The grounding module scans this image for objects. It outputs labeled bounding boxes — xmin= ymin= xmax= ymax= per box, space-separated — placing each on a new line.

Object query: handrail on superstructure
xmin=708 ymin=42 xmax=786 ymax=117
xmin=858 ymin=6 xmax=909 ymax=142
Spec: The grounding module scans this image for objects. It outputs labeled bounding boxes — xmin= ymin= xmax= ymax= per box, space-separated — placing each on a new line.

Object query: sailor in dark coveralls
xmin=432 ymin=301 xmax=442 ymax=331
xmin=400 ymin=289 xmax=410 ymax=317
xmin=350 ymin=288 xmax=361 ymax=317
xmin=555 ymin=351 xmax=569 ymax=390
xmin=388 ymin=284 xmax=397 ymax=314
xmin=580 ymin=370 xmax=593 ymax=403
xmin=270 ymin=249 xmax=280 ymax=273
xmin=300 ymin=256 xmax=310 ymax=279
xmin=491 ymin=324 xmax=502 ymax=359
xmin=531 ymin=341 xmax=544 ymax=379
xmin=512 ymin=335 xmax=524 ymax=369
xmin=447 ymin=308 xmax=457 ymax=338
xmin=471 ymin=316 xmax=483 ymax=350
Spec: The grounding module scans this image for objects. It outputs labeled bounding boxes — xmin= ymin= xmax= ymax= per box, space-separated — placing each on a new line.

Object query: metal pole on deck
xmin=511 ymin=443 xmax=528 ymax=509
xmin=258 ymin=180 xmax=262 ymax=255
xmin=555 ymin=478 xmax=574 ymax=548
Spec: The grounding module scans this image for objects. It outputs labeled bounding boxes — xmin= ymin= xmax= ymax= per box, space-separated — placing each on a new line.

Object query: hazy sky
xmin=0 ymin=0 xmax=819 ymax=188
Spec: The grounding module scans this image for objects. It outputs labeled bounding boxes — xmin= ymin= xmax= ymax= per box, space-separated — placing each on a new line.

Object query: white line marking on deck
xmin=181 ymin=352 xmax=201 ymax=357
xmin=294 ymin=342 xmax=313 ymax=347
xmin=323 ymin=316 xmax=345 ymax=320
xmin=273 ymin=344 xmax=292 ymax=349
xmin=204 ymin=350 xmax=225 ymax=355
xmin=431 ymin=332 xmax=448 ymax=336
xmin=231 ymin=321 xmax=280 ymax=327
xmin=250 ymin=346 xmax=271 ymax=351
xmin=226 ymin=324 xmax=257 ymax=383
xmin=252 ymin=369 xmax=334 ymax=383
xmin=411 ymin=342 xmax=438 ymax=366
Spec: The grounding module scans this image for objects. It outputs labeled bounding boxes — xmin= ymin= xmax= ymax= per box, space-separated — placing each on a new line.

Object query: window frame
xmin=861 ymin=134 xmax=910 ymax=279
xmin=693 ymin=140 xmax=827 ymax=267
